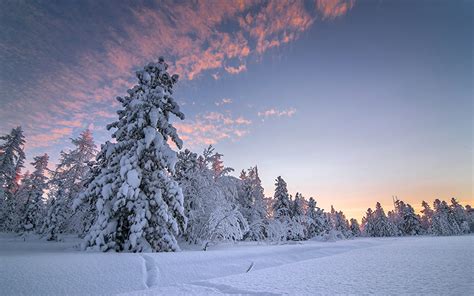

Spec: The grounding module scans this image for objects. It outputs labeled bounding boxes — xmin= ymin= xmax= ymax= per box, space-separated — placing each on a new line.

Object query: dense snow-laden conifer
xmin=42 ymin=130 xmax=97 ymax=240
xmin=305 ymin=197 xmax=327 ymax=238
xmin=0 ymin=127 xmax=26 ymax=231
xmin=349 ymin=218 xmax=361 ymax=236
xmin=420 ymin=200 xmax=433 ymax=233
xmin=238 ymin=166 xmax=267 ymax=240
xmin=81 ymin=58 xmax=186 ymax=252
xmin=449 ymin=198 xmax=470 ymax=233
xmin=388 ymin=199 xmax=422 ymax=236
xmin=328 ymin=205 xmax=351 ymax=238
xmin=175 ymin=147 xmax=248 ymax=246
xmin=20 ymin=154 xmax=49 ymax=234
xmin=370 ymin=202 xmax=396 ymax=237
xmin=272 ymin=176 xmax=291 ymax=221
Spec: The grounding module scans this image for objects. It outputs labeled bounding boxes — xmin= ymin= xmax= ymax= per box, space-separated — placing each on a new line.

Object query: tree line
xmin=0 ymin=58 xmax=472 ymax=252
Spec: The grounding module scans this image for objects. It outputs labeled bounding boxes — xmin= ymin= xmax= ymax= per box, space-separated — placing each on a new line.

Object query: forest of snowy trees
xmin=1 ymin=58 xmax=473 ymax=252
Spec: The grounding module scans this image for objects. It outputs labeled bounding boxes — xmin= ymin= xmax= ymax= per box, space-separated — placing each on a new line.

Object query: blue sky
xmin=0 ymin=0 xmax=472 ymax=219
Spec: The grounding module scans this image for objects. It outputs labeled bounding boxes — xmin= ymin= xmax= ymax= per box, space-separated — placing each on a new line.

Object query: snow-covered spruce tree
xmin=305 ymin=197 xmax=327 ymax=238
xmin=238 ymin=166 xmax=267 ymax=240
xmin=431 ymin=199 xmax=458 ymax=236
xmin=82 ymin=58 xmax=187 ymax=252
xmin=175 ymin=147 xmax=247 ymax=247
xmin=371 ymin=202 xmax=396 ymax=237
xmin=449 ymin=198 xmax=470 ymax=234
xmin=272 ymin=176 xmax=291 ymax=220
xmin=288 ymin=192 xmax=306 ymax=240
xmin=465 ymin=205 xmax=474 ymax=233
xmin=20 ymin=154 xmax=49 ymax=235
xmin=0 ymin=126 xmax=26 ymax=231
xmin=400 ymin=202 xmax=422 ymax=235
xmin=41 ymin=181 xmax=68 ymax=240
xmin=349 ymin=218 xmax=361 ymax=237
xmin=388 ymin=199 xmax=422 ymax=236
xmin=420 ymin=200 xmax=433 ymax=233
xmin=361 ymin=208 xmax=375 ymax=236
xmin=328 ymin=205 xmax=351 ymax=238
xmin=42 ymin=129 xmax=97 ymax=240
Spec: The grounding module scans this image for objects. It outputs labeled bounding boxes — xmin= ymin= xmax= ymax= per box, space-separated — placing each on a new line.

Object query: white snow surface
xmin=0 ymin=233 xmax=472 ymax=295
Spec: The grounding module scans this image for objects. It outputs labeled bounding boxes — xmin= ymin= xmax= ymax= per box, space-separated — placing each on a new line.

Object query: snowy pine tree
xmin=305 ymin=197 xmax=326 ymax=238
xmin=272 ymin=176 xmax=291 ymax=220
xmin=21 ymin=154 xmax=49 ymax=234
xmin=349 ymin=218 xmax=361 ymax=237
xmin=288 ymin=192 xmax=306 ymax=240
xmin=82 ymin=58 xmax=187 ymax=252
xmin=431 ymin=199 xmax=459 ymax=236
xmin=238 ymin=166 xmax=267 ymax=240
xmin=42 ymin=129 xmax=97 ymax=240
xmin=0 ymin=126 xmax=26 ymax=231
xmin=420 ymin=200 xmax=433 ymax=233
xmin=449 ymin=198 xmax=470 ymax=234
xmin=175 ymin=147 xmax=247 ymax=246
xmin=371 ymin=202 xmax=396 ymax=237
xmin=389 ymin=199 xmax=422 ymax=236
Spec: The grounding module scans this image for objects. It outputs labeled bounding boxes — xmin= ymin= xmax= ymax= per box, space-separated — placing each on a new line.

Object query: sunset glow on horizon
xmin=1 ymin=0 xmax=472 ymax=221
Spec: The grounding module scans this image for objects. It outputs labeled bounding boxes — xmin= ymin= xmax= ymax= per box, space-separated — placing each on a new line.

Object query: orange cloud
xmin=316 ymin=0 xmax=355 ymax=19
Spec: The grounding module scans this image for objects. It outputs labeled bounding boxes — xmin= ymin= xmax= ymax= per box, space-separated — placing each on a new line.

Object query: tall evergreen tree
xmin=420 ymin=200 xmax=433 ymax=233
xmin=272 ymin=176 xmax=291 ymax=221
xmin=21 ymin=154 xmax=49 ymax=234
xmin=81 ymin=58 xmax=187 ymax=252
xmin=449 ymin=198 xmax=469 ymax=233
xmin=361 ymin=208 xmax=375 ymax=236
xmin=0 ymin=126 xmax=26 ymax=231
xmin=42 ymin=129 xmax=97 ymax=240
xmin=305 ymin=197 xmax=327 ymax=237
xmin=238 ymin=166 xmax=267 ymax=240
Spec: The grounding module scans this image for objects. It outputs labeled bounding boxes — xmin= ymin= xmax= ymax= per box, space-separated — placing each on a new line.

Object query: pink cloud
xmin=316 ymin=0 xmax=355 ymax=19
xmin=258 ymin=107 xmax=297 ymax=118
xmin=215 ymin=98 xmax=233 ymax=106
xmin=175 ymin=111 xmax=252 ymax=148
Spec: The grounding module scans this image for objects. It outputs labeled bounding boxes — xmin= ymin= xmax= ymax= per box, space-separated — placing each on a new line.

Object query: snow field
xmin=1 ymin=234 xmax=472 ymax=295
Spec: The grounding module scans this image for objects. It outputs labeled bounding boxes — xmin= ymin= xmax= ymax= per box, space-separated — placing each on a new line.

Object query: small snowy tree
xmin=349 ymin=218 xmax=361 ymax=237
xmin=328 ymin=205 xmax=351 ymax=238
xmin=20 ymin=154 xmax=49 ymax=235
xmin=420 ymin=200 xmax=433 ymax=233
xmin=362 ymin=208 xmax=373 ymax=236
xmin=82 ymin=58 xmax=187 ymax=252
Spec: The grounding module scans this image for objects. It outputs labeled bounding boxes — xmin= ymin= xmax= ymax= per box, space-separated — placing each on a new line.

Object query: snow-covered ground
xmin=0 ymin=234 xmax=472 ymax=295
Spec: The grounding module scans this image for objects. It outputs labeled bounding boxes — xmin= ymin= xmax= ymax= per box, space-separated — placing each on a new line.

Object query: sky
xmin=0 ymin=0 xmax=472 ymax=220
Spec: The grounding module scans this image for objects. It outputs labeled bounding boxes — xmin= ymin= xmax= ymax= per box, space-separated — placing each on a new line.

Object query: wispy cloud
xmin=0 ymin=0 xmax=355 ymax=153
xmin=258 ymin=108 xmax=297 ymax=118
xmin=175 ymin=111 xmax=252 ymax=148
xmin=316 ymin=0 xmax=356 ymax=19
xmin=215 ymin=98 xmax=233 ymax=106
